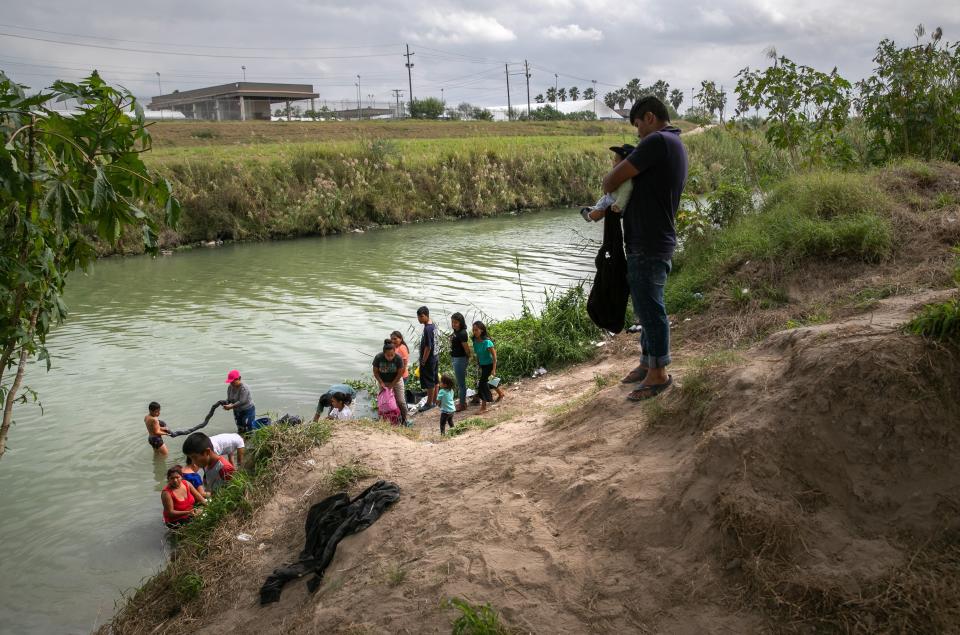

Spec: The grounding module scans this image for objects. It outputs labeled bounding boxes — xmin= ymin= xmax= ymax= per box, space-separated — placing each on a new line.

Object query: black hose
xmin=166 ymin=400 xmax=229 ymax=438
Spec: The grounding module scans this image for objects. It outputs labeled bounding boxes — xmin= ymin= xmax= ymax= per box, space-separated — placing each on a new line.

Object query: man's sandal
xmin=621 ymin=366 xmax=648 ymax=384
xmin=626 ymin=376 xmax=673 ymax=401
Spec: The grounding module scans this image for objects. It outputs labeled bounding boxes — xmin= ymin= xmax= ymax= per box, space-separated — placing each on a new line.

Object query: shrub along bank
xmin=117 ymin=139 xmax=613 ymax=253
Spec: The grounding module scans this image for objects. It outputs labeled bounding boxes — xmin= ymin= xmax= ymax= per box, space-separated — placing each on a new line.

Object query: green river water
xmin=0 ymin=209 xmax=599 ymax=633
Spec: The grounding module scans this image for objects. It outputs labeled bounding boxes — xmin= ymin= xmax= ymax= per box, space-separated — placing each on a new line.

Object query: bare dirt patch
xmin=115 ymin=289 xmax=960 ymax=634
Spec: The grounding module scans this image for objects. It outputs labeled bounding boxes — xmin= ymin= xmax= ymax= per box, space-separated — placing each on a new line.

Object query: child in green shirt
xmin=437 ymin=374 xmax=456 ymax=435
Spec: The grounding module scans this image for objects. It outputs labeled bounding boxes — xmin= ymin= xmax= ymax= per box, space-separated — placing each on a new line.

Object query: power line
xmin=0 ymin=23 xmax=401 ymax=51
xmin=0 ymin=31 xmax=400 ymax=60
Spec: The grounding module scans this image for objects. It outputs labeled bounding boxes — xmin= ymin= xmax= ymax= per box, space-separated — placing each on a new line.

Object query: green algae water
xmin=0 ymin=209 xmax=599 ymax=633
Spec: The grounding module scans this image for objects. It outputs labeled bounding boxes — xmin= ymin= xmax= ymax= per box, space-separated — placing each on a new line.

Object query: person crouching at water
xmin=327 ymin=393 xmax=352 ymax=420
xmin=183 ymin=432 xmax=235 ymax=494
xmin=144 ymin=401 xmax=170 ymax=456
xmin=373 ymin=340 xmax=407 ymax=425
xmin=161 ymin=465 xmax=206 ymax=528
xmin=210 ymin=432 xmax=245 ymax=467
xmin=223 ymin=369 xmax=256 ymax=434
xmin=313 ymin=383 xmax=357 ymax=422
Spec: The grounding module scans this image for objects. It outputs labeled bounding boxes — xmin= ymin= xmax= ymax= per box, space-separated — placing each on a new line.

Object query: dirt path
xmin=165 ymin=290 xmax=958 ymax=634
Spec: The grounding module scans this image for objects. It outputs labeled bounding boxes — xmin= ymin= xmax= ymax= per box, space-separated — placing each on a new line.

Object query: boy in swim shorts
xmin=144 ymin=401 xmax=170 ymax=456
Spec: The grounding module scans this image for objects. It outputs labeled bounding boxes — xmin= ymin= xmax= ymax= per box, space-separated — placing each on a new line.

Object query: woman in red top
xmin=161 ymin=465 xmax=206 ymax=527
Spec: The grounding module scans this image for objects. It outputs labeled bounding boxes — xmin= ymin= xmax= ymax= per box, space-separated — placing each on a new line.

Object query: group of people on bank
xmin=144 ymin=306 xmax=508 ymax=527
xmin=144 ymin=94 xmax=688 ymax=529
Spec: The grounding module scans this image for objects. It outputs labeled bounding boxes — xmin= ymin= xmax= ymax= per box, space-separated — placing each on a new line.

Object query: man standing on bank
xmin=601 ymin=96 xmax=687 ymax=401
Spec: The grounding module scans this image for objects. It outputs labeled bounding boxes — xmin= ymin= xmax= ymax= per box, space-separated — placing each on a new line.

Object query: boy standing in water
xmin=417 ymin=306 xmax=439 ymax=412
xmin=144 ymin=401 xmax=170 ymax=456
xmin=183 ymin=432 xmax=235 ymax=494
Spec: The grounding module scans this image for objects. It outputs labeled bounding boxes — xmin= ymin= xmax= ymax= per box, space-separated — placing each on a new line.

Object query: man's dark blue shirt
xmin=623 ymin=126 xmax=688 ymax=259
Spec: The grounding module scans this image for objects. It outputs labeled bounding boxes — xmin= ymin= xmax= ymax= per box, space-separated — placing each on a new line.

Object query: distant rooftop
xmin=149 ymin=82 xmax=318 ymax=109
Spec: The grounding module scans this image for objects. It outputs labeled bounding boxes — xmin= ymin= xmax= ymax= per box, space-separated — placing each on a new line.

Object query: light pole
xmin=592 ymin=79 xmax=597 ymax=116
xmin=368 ymin=93 xmax=375 ymax=115
xmin=156 ymin=72 xmax=163 ymax=120
xmin=554 ymin=73 xmax=558 ymax=109
xmin=241 ymin=65 xmax=246 ymax=81
xmin=356 ymin=75 xmax=361 ymax=121
xmin=441 ymin=87 xmax=444 ymax=108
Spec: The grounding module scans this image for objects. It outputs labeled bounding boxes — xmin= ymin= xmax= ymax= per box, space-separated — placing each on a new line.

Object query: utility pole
xmin=505 ymin=63 xmax=512 ymax=121
xmin=156 ymin=72 xmax=163 ymax=121
xmin=591 ymin=79 xmax=597 ymax=116
xmin=554 ymin=73 xmax=558 ymax=110
xmin=241 ymin=65 xmax=246 ymax=81
xmin=392 ymin=89 xmax=403 ymax=118
xmin=524 ymin=60 xmax=531 ymax=118
xmin=356 ymin=75 xmax=361 ymax=121
xmin=404 ymin=44 xmax=415 ymax=118
xmin=441 ymin=87 xmax=445 ymax=110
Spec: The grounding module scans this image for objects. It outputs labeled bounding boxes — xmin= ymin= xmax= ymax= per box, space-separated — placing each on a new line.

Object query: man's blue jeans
xmin=234 ymin=407 xmax=256 ymax=434
xmin=626 ymin=255 xmax=672 ymax=369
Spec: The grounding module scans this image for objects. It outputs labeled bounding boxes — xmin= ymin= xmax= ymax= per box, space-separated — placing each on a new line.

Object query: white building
xmin=488 ymin=99 xmax=623 ymax=121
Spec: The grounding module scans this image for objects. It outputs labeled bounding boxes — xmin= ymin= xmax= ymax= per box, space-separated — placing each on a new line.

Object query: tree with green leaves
xmin=669 ymin=88 xmax=684 ymax=112
xmin=615 ymin=88 xmax=629 ymax=110
xmin=857 ymin=24 xmax=960 ymax=161
xmin=583 ymin=87 xmax=596 ymax=100
xmin=625 ymin=78 xmax=642 ymax=102
xmin=545 ymin=86 xmax=557 ymax=104
xmin=650 ymin=79 xmax=670 ymax=102
xmin=410 ymin=97 xmax=445 ymax=119
xmin=568 ymin=86 xmax=580 ymax=101
xmin=558 ymin=87 xmax=567 ymax=102
xmin=736 ymin=52 xmax=852 ymax=165
xmin=603 ymin=91 xmax=616 ymax=108
xmin=0 ymin=71 xmax=180 ymax=460
xmin=534 ymin=94 xmax=545 ymax=103
xmin=696 ymin=80 xmax=727 ymax=122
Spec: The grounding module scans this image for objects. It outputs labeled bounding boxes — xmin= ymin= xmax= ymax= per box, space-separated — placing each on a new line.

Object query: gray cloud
xmin=1 ymin=0 xmax=957 ymax=109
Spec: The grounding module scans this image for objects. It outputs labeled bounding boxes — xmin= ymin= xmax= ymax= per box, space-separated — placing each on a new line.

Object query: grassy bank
xmin=109 ymin=120 xmax=721 ymax=254
xmin=103 ymin=421 xmax=333 ymax=631
xmin=146 ymin=119 xmax=642 ymax=149
xmin=667 ymin=169 xmax=895 ymax=314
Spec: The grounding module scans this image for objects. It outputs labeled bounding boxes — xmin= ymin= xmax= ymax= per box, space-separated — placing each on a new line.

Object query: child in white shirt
xmin=581 ymin=144 xmax=635 ymax=221
xmin=327 ymin=393 xmax=352 ymax=420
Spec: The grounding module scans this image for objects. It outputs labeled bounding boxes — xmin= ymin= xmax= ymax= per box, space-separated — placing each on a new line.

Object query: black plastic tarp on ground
xmin=259 ymin=480 xmax=401 ymax=604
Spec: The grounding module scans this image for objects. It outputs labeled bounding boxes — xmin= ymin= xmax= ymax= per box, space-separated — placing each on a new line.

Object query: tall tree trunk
xmin=0 ymin=308 xmax=38 ymax=461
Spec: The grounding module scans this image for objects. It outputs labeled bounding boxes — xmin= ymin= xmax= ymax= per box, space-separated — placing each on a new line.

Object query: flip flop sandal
xmin=621 ymin=366 xmax=648 ymax=384
xmin=626 ymin=375 xmax=673 ymax=401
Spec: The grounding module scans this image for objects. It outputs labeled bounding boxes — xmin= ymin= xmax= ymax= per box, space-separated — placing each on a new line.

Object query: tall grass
xmin=906 ymin=299 xmax=960 ymax=344
xmin=667 ymin=170 xmax=893 ymax=313
xmin=114 ymin=137 xmax=616 ymax=253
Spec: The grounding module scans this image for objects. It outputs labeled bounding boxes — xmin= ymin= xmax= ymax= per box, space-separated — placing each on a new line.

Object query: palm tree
xmin=669 ymin=88 xmax=684 ymax=111
xmin=651 ymin=80 xmax=670 ymax=101
xmin=583 ymin=87 xmax=595 ymax=100
xmin=568 ymin=86 xmax=580 ymax=100
xmin=603 ymin=92 xmax=616 ymax=108
xmin=625 ymin=78 xmax=642 ymax=102
xmin=558 ymin=87 xmax=567 ymax=102
xmin=616 ymin=88 xmax=629 ymax=110
xmin=546 ymin=86 xmax=557 ymax=103
xmin=534 ymin=94 xmax=545 ymax=103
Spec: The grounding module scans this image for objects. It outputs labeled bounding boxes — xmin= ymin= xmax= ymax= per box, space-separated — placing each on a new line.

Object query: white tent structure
xmin=489 ymin=99 xmax=623 ymax=121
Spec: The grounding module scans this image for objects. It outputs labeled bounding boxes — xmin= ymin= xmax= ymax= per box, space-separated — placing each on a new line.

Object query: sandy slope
xmin=144 ymin=290 xmax=960 ymax=635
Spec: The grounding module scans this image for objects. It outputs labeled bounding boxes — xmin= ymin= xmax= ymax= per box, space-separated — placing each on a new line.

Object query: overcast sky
xmin=1 ymin=0 xmax=957 ymax=110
